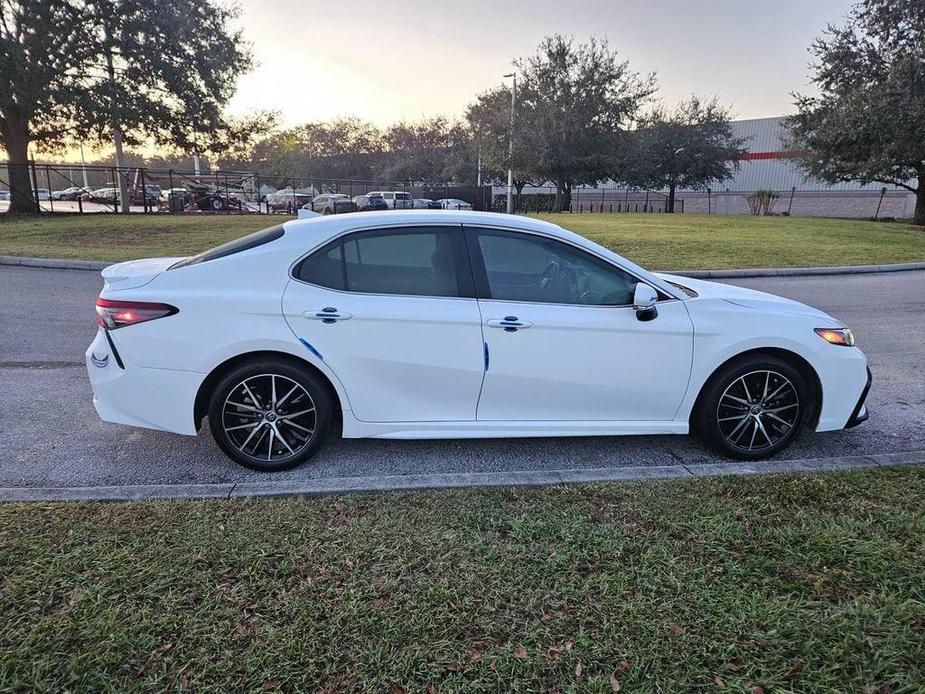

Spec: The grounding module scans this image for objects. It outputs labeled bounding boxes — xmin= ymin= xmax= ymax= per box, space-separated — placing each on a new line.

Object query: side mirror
xmin=633 ymin=283 xmax=659 ymax=322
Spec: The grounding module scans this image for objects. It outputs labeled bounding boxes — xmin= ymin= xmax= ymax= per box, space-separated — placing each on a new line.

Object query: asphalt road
xmin=1 ymin=264 xmax=923 ymax=488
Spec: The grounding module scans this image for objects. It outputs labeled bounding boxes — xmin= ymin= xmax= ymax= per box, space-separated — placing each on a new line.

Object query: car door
xmin=466 ymin=226 xmax=694 ymax=422
xmin=282 ymin=224 xmax=485 ymax=423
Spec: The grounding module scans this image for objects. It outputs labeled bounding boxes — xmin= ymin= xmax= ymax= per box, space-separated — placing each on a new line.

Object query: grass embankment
xmin=1 ymin=212 xmax=924 ymax=268
xmin=2 ymin=467 xmax=924 ymax=691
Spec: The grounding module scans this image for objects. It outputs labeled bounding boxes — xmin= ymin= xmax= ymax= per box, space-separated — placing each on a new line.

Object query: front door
xmin=467 ymin=227 xmax=694 ymax=422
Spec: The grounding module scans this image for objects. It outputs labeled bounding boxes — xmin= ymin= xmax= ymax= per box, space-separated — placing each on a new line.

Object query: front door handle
xmin=486 ymin=316 xmax=533 ymax=332
xmin=304 ymin=307 xmax=352 ymax=323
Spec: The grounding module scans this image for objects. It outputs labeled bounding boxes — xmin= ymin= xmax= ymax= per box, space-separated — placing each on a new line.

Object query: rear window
xmin=169 ymin=224 xmax=284 ymax=269
xmin=294 ymin=226 xmax=460 ymax=297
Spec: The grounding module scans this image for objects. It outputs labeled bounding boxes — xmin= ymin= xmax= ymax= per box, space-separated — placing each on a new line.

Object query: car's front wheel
xmin=693 ymin=354 xmax=809 ymax=460
xmin=208 ymin=358 xmax=333 ymax=471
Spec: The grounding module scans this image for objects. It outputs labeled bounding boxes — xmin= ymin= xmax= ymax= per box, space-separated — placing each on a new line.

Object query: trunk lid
xmin=101 ymin=257 xmax=184 ymax=291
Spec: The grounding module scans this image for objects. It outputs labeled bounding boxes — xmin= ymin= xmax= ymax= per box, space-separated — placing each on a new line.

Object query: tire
xmin=693 ymin=354 xmax=809 ymax=460
xmin=322 ymin=207 xmax=332 ymax=215
xmin=208 ymin=357 xmax=333 ymax=471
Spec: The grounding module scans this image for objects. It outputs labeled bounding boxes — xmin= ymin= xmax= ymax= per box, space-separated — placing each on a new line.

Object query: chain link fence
xmin=0 ymin=162 xmax=493 ymax=215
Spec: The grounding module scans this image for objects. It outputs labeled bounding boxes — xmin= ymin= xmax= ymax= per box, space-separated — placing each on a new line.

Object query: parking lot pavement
xmin=1 ymin=264 xmax=923 ymax=488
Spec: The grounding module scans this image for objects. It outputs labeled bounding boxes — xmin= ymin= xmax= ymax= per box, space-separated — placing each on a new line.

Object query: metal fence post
xmin=140 ymin=167 xmax=147 ymax=213
xmin=29 ymin=159 xmax=40 ymax=213
xmin=787 ymin=186 xmax=796 ymax=216
xmin=874 ymin=187 xmax=887 ymax=220
xmin=45 ymin=165 xmax=54 ymax=213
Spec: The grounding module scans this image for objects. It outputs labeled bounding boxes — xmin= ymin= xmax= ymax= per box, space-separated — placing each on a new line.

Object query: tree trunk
xmin=915 ymin=184 xmax=925 ymax=227
xmin=553 ymin=177 xmax=572 ymax=213
xmin=667 ymin=184 xmax=676 ymax=213
xmin=4 ymin=114 xmax=35 ymax=215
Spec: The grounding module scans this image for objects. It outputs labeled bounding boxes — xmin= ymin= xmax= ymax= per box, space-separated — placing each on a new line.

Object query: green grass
xmin=2 ymin=468 xmax=924 ymax=692
xmin=1 ymin=212 xmax=924 ymax=268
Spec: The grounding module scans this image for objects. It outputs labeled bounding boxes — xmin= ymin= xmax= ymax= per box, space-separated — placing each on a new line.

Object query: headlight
xmin=814 ymin=327 xmax=856 ymax=346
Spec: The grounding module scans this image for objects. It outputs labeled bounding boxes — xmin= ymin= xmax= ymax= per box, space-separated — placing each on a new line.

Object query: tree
xmin=0 ymin=0 xmax=251 ymax=213
xmin=380 ymin=117 xmax=471 ymax=184
xmin=788 ymin=0 xmax=925 ymax=225
xmin=623 ymin=96 xmax=746 ymax=212
xmin=249 ymin=117 xmax=384 ymax=181
xmin=515 ymin=35 xmax=656 ymax=211
xmin=466 ymin=85 xmax=542 ymax=196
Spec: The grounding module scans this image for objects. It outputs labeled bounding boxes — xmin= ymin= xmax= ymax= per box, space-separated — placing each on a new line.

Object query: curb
xmin=665 ymin=261 xmax=925 ymax=279
xmin=3 ymin=254 xmax=925 ymax=278
xmin=2 ymin=449 xmax=923 ymax=504
xmin=0 ymin=255 xmax=108 ymax=271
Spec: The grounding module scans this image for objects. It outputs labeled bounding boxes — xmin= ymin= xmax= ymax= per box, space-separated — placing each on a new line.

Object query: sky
xmin=227 ymin=0 xmax=856 ymax=127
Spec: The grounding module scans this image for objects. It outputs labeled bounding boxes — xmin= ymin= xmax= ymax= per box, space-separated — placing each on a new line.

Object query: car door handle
xmin=486 ymin=317 xmax=533 ymax=332
xmin=304 ymin=308 xmax=352 ymax=323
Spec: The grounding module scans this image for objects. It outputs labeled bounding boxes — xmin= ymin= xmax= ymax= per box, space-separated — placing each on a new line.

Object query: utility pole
xmin=79 ymin=143 xmax=89 ymax=189
xmin=504 ymin=72 xmax=517 ymax=214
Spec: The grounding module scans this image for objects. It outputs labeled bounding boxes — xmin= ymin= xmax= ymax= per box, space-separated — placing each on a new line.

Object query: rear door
xmin=282 ymin=224 xmax=485 ymax=422
xmin=466 ymin=226 xmax=694 ymax=422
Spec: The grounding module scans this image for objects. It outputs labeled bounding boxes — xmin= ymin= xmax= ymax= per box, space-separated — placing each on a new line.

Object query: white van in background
xmin=366 ymin=191 xmax=414 ymax=209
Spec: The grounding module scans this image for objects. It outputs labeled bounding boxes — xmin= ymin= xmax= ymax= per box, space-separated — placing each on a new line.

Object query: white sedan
xmin=86 ymin=211 xmax=870 ymax=471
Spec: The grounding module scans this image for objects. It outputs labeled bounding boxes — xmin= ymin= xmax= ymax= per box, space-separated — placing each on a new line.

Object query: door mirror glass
xmin=633 ymin=283 xmax=659 ymax=321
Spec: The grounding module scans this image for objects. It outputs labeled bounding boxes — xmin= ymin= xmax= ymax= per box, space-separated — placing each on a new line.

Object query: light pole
xmin=503 ymin=72 xmax=517 ymax=214
xmin=79 ymin=143 xmax=89 ymax=190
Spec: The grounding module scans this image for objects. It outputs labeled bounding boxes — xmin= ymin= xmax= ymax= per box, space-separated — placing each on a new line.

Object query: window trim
xmin=290 ymin=223 xmax=476 ymax=300
xmin=462 ymin=224 xmax=677 ymax=308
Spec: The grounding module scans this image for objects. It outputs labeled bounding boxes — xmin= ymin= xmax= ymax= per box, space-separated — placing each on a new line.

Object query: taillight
xmin=96 ymin=298 xmax=178 ymax=329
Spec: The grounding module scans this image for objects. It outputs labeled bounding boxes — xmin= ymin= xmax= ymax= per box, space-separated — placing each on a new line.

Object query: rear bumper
xmin=86 ymin=328 xmax=202 ymax=435
xmin=844 ymin=367 xmax=872 ymax=429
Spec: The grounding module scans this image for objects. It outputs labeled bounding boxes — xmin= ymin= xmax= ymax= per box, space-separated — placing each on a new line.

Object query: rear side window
xmin=295 ymin=227 xmax=461 ymax=297
xmin=170 ymin=225 xmax=284 ymax=269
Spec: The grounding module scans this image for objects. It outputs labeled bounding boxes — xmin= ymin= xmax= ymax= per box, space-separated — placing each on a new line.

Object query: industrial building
xmin=506 ymin=116 xmax=918 ymax=218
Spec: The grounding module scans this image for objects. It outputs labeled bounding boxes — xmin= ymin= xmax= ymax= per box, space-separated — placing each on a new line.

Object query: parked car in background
xmin=52 ymin=186 xmax=91 ymax=201
xmin=352 ymin=193 xmax=389 ymax=212
xmin=413 ymin=198 xmax=440 ymax=209
xmin=367 ymin=191 xmax=414 ymax=209
xmin=81 ymin=187 xmax=119 ymax=205
xmin=33 ymin=188 xmax=51 ymax=201
xmin=267 ymin=191 xmax=314 ymax=212
xmin=0 ymin=191 xmax=9 ymax=201
xmin=308 ymin=194 xmax=357 ymax=215
xmin=85 ymin=211 xmax=871 ymax=472
xmin=437 ymin=198 xmax=473 ymax=210
xmin=131 ymin=185 xmax=162 ymax=205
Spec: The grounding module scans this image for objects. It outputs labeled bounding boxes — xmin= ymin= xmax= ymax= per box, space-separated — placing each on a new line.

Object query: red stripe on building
xmin=741 ymin=151 xmax=802 ymax=161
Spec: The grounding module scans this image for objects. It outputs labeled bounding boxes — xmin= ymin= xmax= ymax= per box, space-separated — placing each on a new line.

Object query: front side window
xmin=474 ymin=229 xmax=636 ymax=306
xmin=295 ymin=226 xmax=461 ymax=297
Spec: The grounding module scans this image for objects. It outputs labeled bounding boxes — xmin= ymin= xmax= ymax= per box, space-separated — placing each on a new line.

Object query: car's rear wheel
xmin=694 ymin=354 xmax=808 ymax=460
xmin=208 ymin=358 xmax=333 ymax=471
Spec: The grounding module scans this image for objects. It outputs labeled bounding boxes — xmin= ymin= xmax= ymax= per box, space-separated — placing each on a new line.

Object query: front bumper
xmin=845 ymin=367 xmax=872 ymax=429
